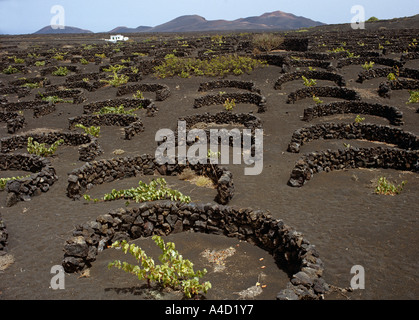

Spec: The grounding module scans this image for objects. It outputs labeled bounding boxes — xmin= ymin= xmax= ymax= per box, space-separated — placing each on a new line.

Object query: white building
xmin=105 ymin=35 xmax=129 ymax=43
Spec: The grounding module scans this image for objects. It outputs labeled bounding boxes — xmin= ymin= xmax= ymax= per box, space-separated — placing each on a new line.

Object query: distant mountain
xmin=236 ymin=11 xmax=325 ymax=30
xmin=34 ymin=25 xmax=93 ymax=34
xmin=146 ymin=11 xmax=325 ymax=32
xmin=32 ymin=10 xmax=324 ymax=34
xmin=108 ymin=26 xmax=153 ymax=33
xmin=304 ymin=14 xmax=419 ymax=32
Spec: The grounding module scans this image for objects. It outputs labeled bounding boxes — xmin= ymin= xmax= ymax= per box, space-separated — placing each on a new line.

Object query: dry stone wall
xmin=66 ymin=154 xmax=235 ymax=205
xmin=62 ymin=200 xmax=328 ymax=300
xmin=288 ymin=147 xmax=419 ymax=187
xmin=0 ymin=153 xmax=57 ymax=206
xmin=287 ymin=122 xmax=419 ymax=153
xmin=302 ymin=101 xmax=404 ymax=126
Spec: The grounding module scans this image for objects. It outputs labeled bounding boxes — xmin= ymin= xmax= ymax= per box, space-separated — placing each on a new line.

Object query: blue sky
xmin=0 ymin=0 xmax=418 ymax=34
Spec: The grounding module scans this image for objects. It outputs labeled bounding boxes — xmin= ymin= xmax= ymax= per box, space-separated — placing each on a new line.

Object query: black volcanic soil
xmin=0 ymin=30 xmax=418 ymax=301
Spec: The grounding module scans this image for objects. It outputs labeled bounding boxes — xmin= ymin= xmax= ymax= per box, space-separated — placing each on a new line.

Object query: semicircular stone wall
xmin=66 ymin=154 xmax=235 ymax=205
xmin=288 ymin=147 xmax=419 ymax=187
xmin=286 ymin=86 xmax=361 ymax=104
xmin=274 ymin=70 xmax=346 ymax=90
xmin=287 ymin=123 xmax=419 ymax=153
xmin=194 ymin=92 xmax=267 ymax=113
xmin=0 ymin=153 xmax=57 ymax=206
xmin=0 ymin=131 xmax=103 ymax=162
xmin=62 ymin=200 xmax=329 ymax=300
xmin=302 ymin=101 xmax=404 ymax=126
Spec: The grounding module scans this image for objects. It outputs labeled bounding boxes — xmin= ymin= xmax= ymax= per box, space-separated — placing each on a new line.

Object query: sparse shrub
xmin=35 ymin=61 xmax=46 ymax=67
xmin=252 ymin=33 xmax=284 ymax=53
xmin=223 ymin=98 xmax=236 ymax=111
xmin=9 ymin=56 xmax=24 ymax=64
xmin=387 ymin=73 xmax=397 ymax=81
xmin=75 ymin=124 xmax=100 ymax=137
xmin=302 ymin=76 xmax=317 ymax=87
xmin=367 ymin=16 xmax=379 ymax=22
xmin=52 ymin=53 xmax=65 ymax=61
xmin=406 ymin=90 xmax=419 ymax=104
xmin=83 ymin=178 xmax=191 ymax=203
xmin=82 ymin=44 xmax=95 ymax=50
xmin=21 ymin=82 xmax=42 ymax=89
xmin=27 ymin=137 xmax=64 ymax=157
xmin=154 ymin=54 xmax=266 ymax=78
xmin=108 ymin=235 xmax=211 ymax=299
xmin=3 ymin=66 xmax=19 ymax=74
xmin=80 ymin=58 xmax=89 ymax=65
xmin=132 ymin=90 xmax=144 ymax=99
xmin=94 ymin=104 xmax=141 ymax=115
xmin=354 ymin=114 xmax=366 ymax=123
xmin=103 ymin=64 xmax=126 ymax=73
xmin=39 ymin=94 xmax=71 ymax=104
xmin=95 ymin=53 xmax=106 ymax=59
xmin=312 ymin=95 xmax=323 ymax=104
xmin=362 ymin=61 xmax=375 ymax=71
xmin=375 ymin=176 xmax=406 ymax=195
xmin=101 ymin=73 xmax=129 ymax=87
xmin=52 ymin=66 xmax=69 ymax=76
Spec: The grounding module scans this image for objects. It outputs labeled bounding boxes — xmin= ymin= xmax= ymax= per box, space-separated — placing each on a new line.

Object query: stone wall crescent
xmin=61 ymin=201 xmax=328 ymax=300
xmin=287 ymin=122 xmax=419 ymax=153
xmin=302 ymin=101 xmax=404 ymax=126
xmin=0 ymin=131 xmax=103 ymax=162
xmin=194 ymin=92 xmax=267 ymax=113
xmin=83 ymin=98 xmax=158 ymax=117
xmin=288 ymin=147 xmax=419 ymax=187
xmin=356 ymin=67 xmax=419 ymax=83
xmin=274 ymin=70 xmax=346 ymax=90
xmin=0 ymin=112 xmax=26 ymax=133
xmin=0 ymin=213 xmax=8 ymax=255
xmin=116 ymin=83 xmax=171 ymax=101
xmin=337 ymin=57 xmax=405 ymax=69
xmin=66 ymin=154 xmax=234 ymax=205
xmin=286 ymin=86 xmax=361 ymax=104
xmin=68 ymin=114 xmax=144 ymax=140
xmin=0 ymin=153 xmax=58 ymax=207
xmin=197 ymin=80 xmax=261 ymax=94
xmin=378 ymin=79 xmax=419 ymax=98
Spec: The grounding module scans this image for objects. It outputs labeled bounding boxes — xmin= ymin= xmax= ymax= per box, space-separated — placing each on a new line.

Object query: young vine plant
xmin=108 ymin=235 xmax=211 ymax=299
xmin=83 ymin=178 xmax=191 ymax=204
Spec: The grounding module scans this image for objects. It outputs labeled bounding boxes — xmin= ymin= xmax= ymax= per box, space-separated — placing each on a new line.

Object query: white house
xmin=105 ymin=35 xmax=129 ymax=43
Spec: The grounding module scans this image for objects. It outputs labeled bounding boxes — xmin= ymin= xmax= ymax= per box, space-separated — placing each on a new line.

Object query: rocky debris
xmin=0 ymin=213 xmax=8 ymax=255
